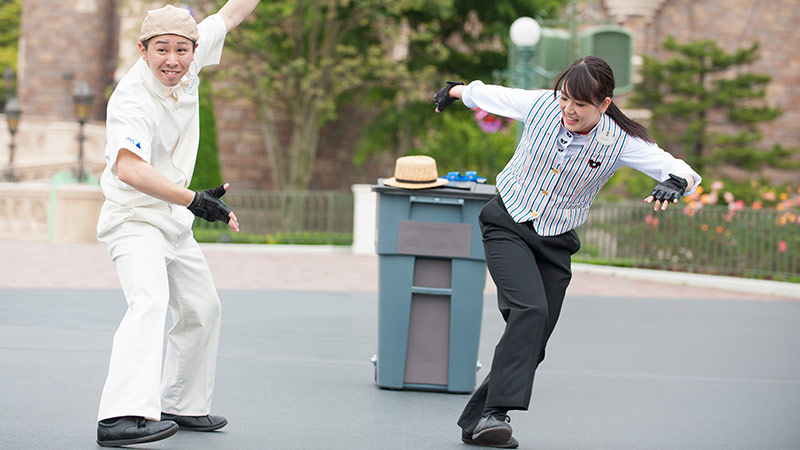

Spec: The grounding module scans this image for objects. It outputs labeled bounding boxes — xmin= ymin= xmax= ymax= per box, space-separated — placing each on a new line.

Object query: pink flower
xmin=711 ymin=181 xmax=724 ymax=191
xmin=478 ymin=118 xmax=504 ymax=133
xmin=700 ymin=193 xmax=718 ymax=205
xmin=778 ymin=240 xmax=787 ymax=253
xmin=473 ymin=108 xmax=510 ymax=134
xmin=723 ymin=191 xmax=734 ymax=204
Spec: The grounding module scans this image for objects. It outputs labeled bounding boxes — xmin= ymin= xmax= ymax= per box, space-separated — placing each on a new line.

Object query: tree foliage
xmin=0 ymin=0 xmax=21 ymax=108
xmin=629 ymin=36 xmax=794 ymax=175
xmin=189 ymin=77 xmax=224 ymax=191
xmin=356 ymin=0 xmax=566 ymax=182
xmin=215 ymin=0 xmax=565 ymax=190
xmin=0 ymin=0 xmax=19 ymax=70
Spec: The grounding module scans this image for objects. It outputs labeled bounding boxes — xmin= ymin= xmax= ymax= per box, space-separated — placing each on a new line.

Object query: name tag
xmin=596 ymin=129 xmax=615 ymax=146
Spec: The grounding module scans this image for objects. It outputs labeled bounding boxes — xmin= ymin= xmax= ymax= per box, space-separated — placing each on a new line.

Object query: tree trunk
xmin=287 ymin=108 xmax=322 ymax=191
xmin=273 ymin=105 xmax=322 ymax=235
xmin=690 ymin=109 xmax=707 ymax=171
xmin=257 ymin=102 xmax=284 ymax=190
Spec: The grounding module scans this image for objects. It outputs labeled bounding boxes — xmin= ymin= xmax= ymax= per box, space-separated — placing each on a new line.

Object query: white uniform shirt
xmin=462 ymin=80 xmax=701 ymax=235
xmin=98 ymin=14 xmax=227 ymax=238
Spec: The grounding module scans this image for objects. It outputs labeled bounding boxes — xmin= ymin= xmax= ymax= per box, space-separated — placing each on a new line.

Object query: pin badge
xmin=588 ymin=159 xmax=602 ymax=169
xmin=596 ymin=130 xmax=614 ymax=146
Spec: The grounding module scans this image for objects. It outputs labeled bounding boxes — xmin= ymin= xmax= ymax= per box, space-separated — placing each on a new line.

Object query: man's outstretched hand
xmin=187 ymin=183 xmax=240 ymax=231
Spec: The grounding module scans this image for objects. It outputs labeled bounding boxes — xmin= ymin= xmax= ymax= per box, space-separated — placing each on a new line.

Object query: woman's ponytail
xmin=606 ymin=102 xmax=654 ymax=143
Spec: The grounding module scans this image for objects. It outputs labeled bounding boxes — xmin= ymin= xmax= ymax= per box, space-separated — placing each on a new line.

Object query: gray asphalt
xmin=1 ymin=288 xmax=799 ymax=450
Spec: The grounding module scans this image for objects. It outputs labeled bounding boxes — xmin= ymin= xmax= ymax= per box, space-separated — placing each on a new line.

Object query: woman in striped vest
xmin=433 ymin=55 xmax=701 ymax=448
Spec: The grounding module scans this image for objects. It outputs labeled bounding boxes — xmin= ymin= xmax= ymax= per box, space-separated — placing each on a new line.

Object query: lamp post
xmin=509 ymin=17 xmax=542 ymax=90
xmin=3 ymin=67 xmax=15 ymax=112
xmin=4 ymin=96 xmax=21 ymax=182
xmin=72 ymin=81 xmax=94 ymax=183
xmin=509 ymin=17 xmax=542 ymax=141
xmin=3 ymin=67 xmax=15 ymax=99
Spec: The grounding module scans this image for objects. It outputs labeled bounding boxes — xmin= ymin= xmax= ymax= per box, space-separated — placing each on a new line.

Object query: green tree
xmin=0 ymin=0 xmax=19 ymax=70
xmin=0 ymin=0 xmax=21 ymax=106
xmin=629 ymin=37 xmax=793 ymax=175
xmin=218 ymin=0 xmax=444 ymax=190
xmin=216 ymin=0 xmax=564 ymax=190
xmin=356 ymin=0 xmax=565 ymax=181
xmin=189 ymin=77 xmax=224 ymax=191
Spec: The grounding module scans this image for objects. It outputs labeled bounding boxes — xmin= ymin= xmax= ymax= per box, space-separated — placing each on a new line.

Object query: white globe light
xmin=510 ymin=17 xmax=542 ymax=47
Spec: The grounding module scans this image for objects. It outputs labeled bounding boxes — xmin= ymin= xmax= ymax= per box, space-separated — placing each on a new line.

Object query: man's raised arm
xmin=217 ymin=0 xmax=260 ymax=32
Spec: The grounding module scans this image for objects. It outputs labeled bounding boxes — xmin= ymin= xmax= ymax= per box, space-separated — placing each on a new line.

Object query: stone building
xmin=17 ymin=0 xmax=117 ymax=121
xmin=597 ymin=0 xmax=800 ymax=183
xmin=6 ymin=0 xmax=799 ymax=189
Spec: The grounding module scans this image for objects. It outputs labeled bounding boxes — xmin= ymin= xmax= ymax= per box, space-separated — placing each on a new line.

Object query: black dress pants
xmin=458 ymin=195 xmax=580 ymax=433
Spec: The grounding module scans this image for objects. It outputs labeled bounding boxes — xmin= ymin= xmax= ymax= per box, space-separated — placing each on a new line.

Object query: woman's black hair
xmin=553 ymin=55 xmax=653 ymax=143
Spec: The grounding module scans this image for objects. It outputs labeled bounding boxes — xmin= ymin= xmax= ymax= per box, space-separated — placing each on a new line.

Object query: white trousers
xmin=97 ymin=220 xmax=222 ymax=421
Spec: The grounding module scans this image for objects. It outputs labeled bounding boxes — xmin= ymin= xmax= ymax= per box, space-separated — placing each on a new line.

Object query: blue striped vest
xmin=496 ymin=92 xmax=628 ymax=236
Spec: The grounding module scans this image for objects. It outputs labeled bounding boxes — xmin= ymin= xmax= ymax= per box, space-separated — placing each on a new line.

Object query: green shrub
xmin=189 ymin=78 xmax=223 ymax=191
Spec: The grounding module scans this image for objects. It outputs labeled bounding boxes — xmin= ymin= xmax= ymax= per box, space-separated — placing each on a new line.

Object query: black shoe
xmin=97 ymin=416 xmax=178 ymax=447
xmin=161 ymin=412 xmax=228 ymax=431
xmin=472 ymin=413 xmax=513 ymax=447
xmin=461 ymin=430 xmax=519 ymax=448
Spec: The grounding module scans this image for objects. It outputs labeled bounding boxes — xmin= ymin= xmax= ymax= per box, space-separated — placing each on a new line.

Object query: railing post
xmin=327 ymin=192 xmax=334 ymax=245
xmin=351 ymin=184 xmax=377 ymax=255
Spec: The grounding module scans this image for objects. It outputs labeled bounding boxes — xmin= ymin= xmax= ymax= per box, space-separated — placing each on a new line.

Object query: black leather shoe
xmin=471 ymin=413 xmax=513 ymax=447
xmin=97 ymin=416 xmax=178 ymax=447
xmin=161 ymin=412 xmax=228 ymax=431
xmin=461 ymin=429 xmax=519 ymax=448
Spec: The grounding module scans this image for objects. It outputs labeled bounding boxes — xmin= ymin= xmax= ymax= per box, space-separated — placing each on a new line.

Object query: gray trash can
xmin=372 ymin=180 xmax=495 ymax=393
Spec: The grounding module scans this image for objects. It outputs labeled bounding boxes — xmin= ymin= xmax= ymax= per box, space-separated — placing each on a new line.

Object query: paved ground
xmin=1 ymin=241 xmax=799 ymax=450
xmin=1 ymin=241 xmax=796 ymax=300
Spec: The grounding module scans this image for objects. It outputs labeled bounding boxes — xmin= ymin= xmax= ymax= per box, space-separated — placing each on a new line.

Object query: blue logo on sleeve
xmin=125 ymin=137 xmax=142 ymax=149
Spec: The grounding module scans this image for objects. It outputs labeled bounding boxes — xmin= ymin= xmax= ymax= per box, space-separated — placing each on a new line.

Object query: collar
xmin=137 ymin=58 xmax=194 ymax=100
xmin=557 ymin=115 xmax=617 ymax=146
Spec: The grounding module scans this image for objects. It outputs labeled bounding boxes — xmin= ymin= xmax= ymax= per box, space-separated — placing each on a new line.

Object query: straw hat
xmin=384 ymin=155 xmax=449 ymax=189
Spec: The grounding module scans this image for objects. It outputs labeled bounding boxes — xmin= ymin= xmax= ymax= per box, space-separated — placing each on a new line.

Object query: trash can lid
xmin=372 ymin=179 xmax=496 ymax=200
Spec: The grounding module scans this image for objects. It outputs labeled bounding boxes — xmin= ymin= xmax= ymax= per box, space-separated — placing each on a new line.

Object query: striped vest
xmin=496 ymin=92 xmax=628 ymax=236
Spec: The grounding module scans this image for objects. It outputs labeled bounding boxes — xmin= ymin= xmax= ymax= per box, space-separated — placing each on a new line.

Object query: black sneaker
xmin=461 ymin=429 xmax=519 ymax=448
xmin=96 ymin=416 xmax=178 ymax=447
xmin=161 ymin=412 xmax=228 ymax=431
xmin=471 ymin=413 xmax=513 ymax=447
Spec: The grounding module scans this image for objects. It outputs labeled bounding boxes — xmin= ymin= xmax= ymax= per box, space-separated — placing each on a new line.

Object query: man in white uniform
xmin=95 ymin=2 xmax=259 ymax=447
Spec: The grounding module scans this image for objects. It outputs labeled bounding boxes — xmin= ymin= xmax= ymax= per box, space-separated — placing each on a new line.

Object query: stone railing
xmin=0 ymin=182 xmax=103 ymax=243
xmin=9 ymin=159 xmax=106 ymax=183
xmin=1 ymin=114 xmax=106 ymax=182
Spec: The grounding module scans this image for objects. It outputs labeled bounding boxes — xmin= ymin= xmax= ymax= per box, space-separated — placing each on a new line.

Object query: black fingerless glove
xmin=650 ymin=173 xmax=688 ymax=203
xmin=187 ymin=184 xmax=232 ymax=223
xmin=433 ymin=81 xmax=464 ymax=112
